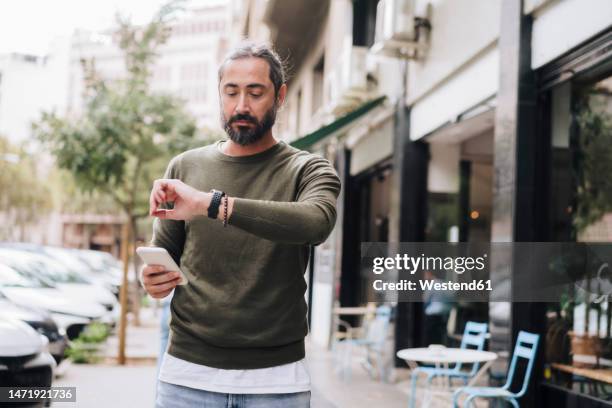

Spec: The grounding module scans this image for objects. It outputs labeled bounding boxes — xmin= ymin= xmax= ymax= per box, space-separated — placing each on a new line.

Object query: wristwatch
xmin=208 ymin=189 xmax=226 ymax=219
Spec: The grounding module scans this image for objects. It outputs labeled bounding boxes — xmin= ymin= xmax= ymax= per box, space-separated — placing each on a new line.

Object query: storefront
xmin=391 ymin=3 xmax=612 ymax=407
xmin=536 ymin=27 xmax=612 ymax=407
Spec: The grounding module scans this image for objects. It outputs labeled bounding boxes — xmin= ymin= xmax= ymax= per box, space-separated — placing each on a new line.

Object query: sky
xmin=0 ymin=0 xmax=224 ymax=55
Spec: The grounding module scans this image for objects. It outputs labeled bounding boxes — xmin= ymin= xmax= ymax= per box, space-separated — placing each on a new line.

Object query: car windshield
xmin=0 ymin=249 xmax=89 ymax=285
xmin=42 ymin=248 xmax=97 ymax=281
xmin=0 ymin=263 xmax=49 ymax=288
xmin=76 ymin=250 xmax=121 ymax=274
xmin=78 ymin=251 xmax=121 ymax=272
xmin=31 ymin=256 xmax=91 ymax=284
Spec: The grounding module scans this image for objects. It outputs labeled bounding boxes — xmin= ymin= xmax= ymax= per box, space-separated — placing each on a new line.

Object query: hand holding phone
xmin=136 ymin=247 xmax=188 ymax=298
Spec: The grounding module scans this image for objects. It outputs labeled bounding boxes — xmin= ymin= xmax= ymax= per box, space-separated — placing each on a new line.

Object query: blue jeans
xmin=155 ymin=380 xmax=311 ymax=408
xmin=157 ymin=300 xmax=172 ymax=375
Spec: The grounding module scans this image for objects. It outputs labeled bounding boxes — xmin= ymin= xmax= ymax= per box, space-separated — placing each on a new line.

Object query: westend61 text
xmin=373 ymin=279 xmax=493 ymax=292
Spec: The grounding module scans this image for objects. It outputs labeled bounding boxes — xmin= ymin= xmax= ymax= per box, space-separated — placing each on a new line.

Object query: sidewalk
xmin=306 ymin=340 xmax=414 ymax=408
xmin=53 ymin=306 xmax=162 ymax=408
xmin=55 ymin=306 xmax=451 ymax=407
xmin=102 ymin=304 xmax=162 ymax=362
xmin=305 ymin=339 xmax=467 ymax=407
xmin=53 ymin=363 xmax=157 ymax=407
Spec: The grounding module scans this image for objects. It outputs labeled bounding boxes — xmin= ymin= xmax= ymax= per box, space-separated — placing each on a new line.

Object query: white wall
xmin=407 ymin=0 xmax=501 ymax=141
xmin=428 ymin=142 xmax=460 ymax=193
xmin=0 ymin=48 xmax=68 ymax=144
xmin=408 ymin=0 xmax=501 ymax=104
xmin=531 ymin=0 xmax=612 ymax=69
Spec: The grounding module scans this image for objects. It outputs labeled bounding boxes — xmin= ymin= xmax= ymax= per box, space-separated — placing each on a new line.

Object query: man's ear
xmin=277 ymin=83 xmax=287 ymax=107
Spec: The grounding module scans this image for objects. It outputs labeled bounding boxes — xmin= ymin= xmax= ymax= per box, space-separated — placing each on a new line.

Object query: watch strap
xmin=208 ymin=189 xmax=225 ymax=219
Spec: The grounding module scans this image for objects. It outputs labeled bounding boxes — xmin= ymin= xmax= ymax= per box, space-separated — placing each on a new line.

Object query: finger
xmin=150 ymin=183 xmax=167 ymax=215
xmin=153 ymin=191 xmax=165 ymax=210
xmin=152 ymin=209 xmax=179 ymax=220
xmin=151 ymin=288 xmax=173 ymax=299
xmin=149 ymin=277 xmax=181 ymax=294
xmin=146 ymin=271 xmax=181 ymax=286
xmin=150 ymin=179 xmax=170 ymax=213
xmin=142 ymin=264 xmax=165 ymax=277
xmin=155 ymin=189 xmax=166 ymax=203
xmin=149 ymin=188 xmax=158 ymax=215
xmin=164 ymin=186 xmax=177 ymax=202
xmin=152 ymin=209 xmax=168 ymax=219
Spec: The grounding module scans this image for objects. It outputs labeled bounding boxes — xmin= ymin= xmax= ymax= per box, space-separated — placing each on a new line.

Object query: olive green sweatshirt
xmin=151 ymin=140 xmax=341 ymax=369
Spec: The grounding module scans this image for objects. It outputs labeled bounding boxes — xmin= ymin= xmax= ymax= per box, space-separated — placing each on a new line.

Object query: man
xmin=422 ymin=270 xmax=454 ymax=345
xmin=141 ymin=42 xmax=341 ymax=408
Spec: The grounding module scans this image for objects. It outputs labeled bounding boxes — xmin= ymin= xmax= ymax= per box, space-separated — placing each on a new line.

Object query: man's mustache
xmin=229 ymin=114 xmax=258 ymax=125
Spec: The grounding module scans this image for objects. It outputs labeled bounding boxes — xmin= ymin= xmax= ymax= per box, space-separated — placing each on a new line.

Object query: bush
xmin=79 ymin=322 xmax=110 ymax=343
xmin=65 ymin=322 xmax=110 ymax=364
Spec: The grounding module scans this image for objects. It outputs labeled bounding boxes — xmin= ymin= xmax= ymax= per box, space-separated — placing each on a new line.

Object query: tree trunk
xmin=129 ymin=216 xmax=141 ymax=327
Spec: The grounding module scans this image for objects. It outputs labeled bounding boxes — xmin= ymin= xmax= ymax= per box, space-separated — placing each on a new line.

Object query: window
xmin=547 ymin=68 xmax=612 ymax=400
xmin=295 ymin=89 xmax=302 ymax=134
xmin=353 ymin=0 xmax=380 ymax=47
xmin=312 ymin=55 xmax=324 ymax=115
xmin=180 ymin=62 xmax=208 ymax=82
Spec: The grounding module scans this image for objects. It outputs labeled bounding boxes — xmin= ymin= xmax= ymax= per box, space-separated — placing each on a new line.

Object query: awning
xmin=290 ymin=96 xmax=386 ymax=150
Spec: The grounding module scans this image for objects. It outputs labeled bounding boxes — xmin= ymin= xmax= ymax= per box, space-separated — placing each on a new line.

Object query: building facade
xmin=237 ymin=0 xmax=612 ymax=406
xmin=0 ymin=49 xmax=68 ymax=144
xmin=67 ymin=3 xmax=231 ymax=130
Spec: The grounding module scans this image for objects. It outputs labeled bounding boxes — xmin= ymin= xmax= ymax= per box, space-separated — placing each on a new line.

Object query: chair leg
xmin=452 ymin=389 xmax=463 ymax=408
xmin=378 ymin=355 xmax=386 ymax=383
xmin=423 ymin=387 xmax=433 ymax=408
xmin=508 ymin=398 xmax=519 ymax=408
xmin=409 ymin=370 xmax=420 ymax=408
xmin=342 ymin=341 xmax=352 ymax=381
xmin=464 ymin=395 xmax=477 ymax=408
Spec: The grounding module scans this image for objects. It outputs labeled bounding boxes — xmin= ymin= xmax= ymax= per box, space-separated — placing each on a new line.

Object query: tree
xmin=34 ymin=1 xmax=220 ymax=324
xmin=0 ymin=136 xmax=53 ymax=240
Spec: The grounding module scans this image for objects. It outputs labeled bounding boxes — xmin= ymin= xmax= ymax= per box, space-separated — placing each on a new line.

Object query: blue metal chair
xmin=409 ymin=321 xmax=488 ymax=408
xmin=453 ymin=331 xmax=540 ymax=408
xmin=339 ymin=305 xmax=392 ymax=381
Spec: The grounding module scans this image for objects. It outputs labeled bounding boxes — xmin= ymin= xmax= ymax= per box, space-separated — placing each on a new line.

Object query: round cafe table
xmin=397 ymin=346 xmax=497 ymax=408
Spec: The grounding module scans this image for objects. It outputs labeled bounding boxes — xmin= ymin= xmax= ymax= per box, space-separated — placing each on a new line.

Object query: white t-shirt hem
xmin=158 ymin=377 xmax=311 ymax=395
xmin=158 ymin=352 xmax=311 ymax=395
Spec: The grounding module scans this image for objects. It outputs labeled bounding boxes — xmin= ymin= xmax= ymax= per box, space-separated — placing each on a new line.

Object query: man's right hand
xmin=140 ymin=264 xmax=183 ymax=299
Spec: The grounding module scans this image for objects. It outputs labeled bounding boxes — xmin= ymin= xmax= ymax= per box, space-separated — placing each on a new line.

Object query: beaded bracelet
xmin=223 ymin=195 xmax=228 ymax=228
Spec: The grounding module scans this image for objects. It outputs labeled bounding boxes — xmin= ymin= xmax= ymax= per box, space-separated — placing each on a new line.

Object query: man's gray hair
xmin=218 ymin=42 xmax=287 ymax=97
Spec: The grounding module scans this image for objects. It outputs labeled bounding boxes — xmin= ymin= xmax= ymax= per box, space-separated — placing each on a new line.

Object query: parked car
xmin=46 ymin=247 xmax=124 ymax=299
xmin=0 ymin=243 xmax=124 ymax=301
xmin=0 ymin=291 xmax=67 ymax=365
xmin=71 ymin=248 xmax=133 ymax=295
xmin=0 ymin=248 xmax=119 ymax=328
xmin=0 ymin=317 xmax=56 ymax=407
xmin=0 ymin=263 xmax=107 ymax=340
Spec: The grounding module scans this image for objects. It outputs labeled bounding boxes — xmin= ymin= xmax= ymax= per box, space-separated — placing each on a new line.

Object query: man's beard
xmin=222 ymin=104 xmax=278 ymax=146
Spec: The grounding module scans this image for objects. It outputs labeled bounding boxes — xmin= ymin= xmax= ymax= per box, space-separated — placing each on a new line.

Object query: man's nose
xmin=235 ymin=93 xmax=251 ymax=114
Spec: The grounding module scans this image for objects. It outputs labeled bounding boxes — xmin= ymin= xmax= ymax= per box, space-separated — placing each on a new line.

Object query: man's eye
xmin=226 ymin=92 xmax=237 ymax=97
xmin=250 ymin=93 xmax=262 ymax=98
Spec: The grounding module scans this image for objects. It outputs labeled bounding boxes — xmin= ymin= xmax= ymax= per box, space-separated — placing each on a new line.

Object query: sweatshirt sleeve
xmin=150 ymin=156 xmax=186 ymax=265
xmin=228 ymin=155 xmax=341 ymax=245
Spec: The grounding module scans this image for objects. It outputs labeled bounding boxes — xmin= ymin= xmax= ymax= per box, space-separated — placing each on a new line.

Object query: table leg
xmin=467 ymin=360 xmax=494 ymax=387
xmin=444 ymin=362 xmax=450 ymax=388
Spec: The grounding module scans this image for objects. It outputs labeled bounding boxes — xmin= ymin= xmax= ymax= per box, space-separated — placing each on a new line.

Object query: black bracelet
xmin=208 ymin=189 xmax=225 ymax=219
xmin=223 ymin=196 xmax=228 ymax=228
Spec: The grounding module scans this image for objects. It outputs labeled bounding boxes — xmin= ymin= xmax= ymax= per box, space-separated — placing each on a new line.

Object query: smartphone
xmin=136 ymin=246 xmax=188 ymax=285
